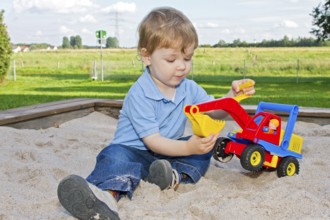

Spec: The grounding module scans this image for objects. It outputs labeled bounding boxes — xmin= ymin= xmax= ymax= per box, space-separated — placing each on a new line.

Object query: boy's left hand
xmin=231 ymin=79 xmax=255 ymax=97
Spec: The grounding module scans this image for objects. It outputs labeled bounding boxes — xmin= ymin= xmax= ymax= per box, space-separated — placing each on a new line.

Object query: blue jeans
xmin=86 ymin=137 xmax=212 ymax=199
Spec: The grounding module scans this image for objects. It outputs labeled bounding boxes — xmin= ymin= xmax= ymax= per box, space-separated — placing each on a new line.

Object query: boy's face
xmin=142 ymin=44 xmax=195 ymax=89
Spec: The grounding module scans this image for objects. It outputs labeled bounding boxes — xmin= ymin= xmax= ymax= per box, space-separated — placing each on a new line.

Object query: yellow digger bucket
xmin=184 ymin=105 xmax=226 ymax=137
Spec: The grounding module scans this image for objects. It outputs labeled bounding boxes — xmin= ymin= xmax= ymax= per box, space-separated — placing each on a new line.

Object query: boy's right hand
xmin=187 ymin=133 xmax=219 ymax=155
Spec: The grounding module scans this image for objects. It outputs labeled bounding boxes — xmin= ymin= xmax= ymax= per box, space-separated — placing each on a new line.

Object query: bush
xmin=0 ymin=10 xmax=12 ymax=83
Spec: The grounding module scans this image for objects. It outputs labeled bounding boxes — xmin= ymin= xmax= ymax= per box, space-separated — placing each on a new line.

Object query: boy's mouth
xmin=175 ymin=73 xmax=186 ymax=78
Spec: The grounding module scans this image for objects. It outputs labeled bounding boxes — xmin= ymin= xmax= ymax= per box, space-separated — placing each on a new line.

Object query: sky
xmin=1 ymin=0 xmax=323 ymax=47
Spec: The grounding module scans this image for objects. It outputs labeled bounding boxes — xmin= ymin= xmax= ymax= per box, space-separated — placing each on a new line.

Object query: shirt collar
xmin=137 ymin=67 xmax=186 ymax=104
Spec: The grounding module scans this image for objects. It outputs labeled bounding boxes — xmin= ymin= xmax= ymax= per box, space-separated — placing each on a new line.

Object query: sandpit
xmin=0 ymin=111 xmax=329 ymax=219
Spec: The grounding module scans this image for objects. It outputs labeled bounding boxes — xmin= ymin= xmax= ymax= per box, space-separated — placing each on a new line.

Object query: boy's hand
xmin=231 ymin=79 xmax=255 ymax=97
xmin=187 ymin=133 xmax=219 ymax=155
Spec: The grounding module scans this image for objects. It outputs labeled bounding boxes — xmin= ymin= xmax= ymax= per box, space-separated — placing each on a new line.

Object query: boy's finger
xmin=232 ymin=80 xmax=241 ymax=92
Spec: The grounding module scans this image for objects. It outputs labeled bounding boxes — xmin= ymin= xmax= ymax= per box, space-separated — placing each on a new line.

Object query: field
xmin=1 ymin=47 xmax=330 ymax=110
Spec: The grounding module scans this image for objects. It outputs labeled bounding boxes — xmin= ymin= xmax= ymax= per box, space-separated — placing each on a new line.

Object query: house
xmin=12 ymin=45 xmax=30 ymax=53
xmin=12 ymin=46 xmax=22 ymax=53
xmin=46 ymin=46 xmax=58 ymax=51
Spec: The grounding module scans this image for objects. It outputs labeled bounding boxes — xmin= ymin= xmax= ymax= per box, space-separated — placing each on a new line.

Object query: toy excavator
xmin=184 ymin=80 xmax=303 ymax=177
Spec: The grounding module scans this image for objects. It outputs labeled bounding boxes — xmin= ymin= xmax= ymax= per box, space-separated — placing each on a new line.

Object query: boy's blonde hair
xmin=138 ymin=7 xmax=198 ymax=55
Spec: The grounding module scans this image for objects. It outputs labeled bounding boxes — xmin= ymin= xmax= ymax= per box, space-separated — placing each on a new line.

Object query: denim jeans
xmin=86 ymin=137 xmax=212 ymax=199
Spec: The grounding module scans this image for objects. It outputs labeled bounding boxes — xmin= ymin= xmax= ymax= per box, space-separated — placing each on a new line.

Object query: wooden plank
xmin=8 ymin=108 xmax=95 ymax=129
xmin=0 ymin=98 xmax=106 ymax=126
xmin=0 ymin=98 xmax=329 ymax=128
xmin=94 ymin=100 xmax=123 ymax=119
xmin=0 ymin=98 xmax=88 ymax=114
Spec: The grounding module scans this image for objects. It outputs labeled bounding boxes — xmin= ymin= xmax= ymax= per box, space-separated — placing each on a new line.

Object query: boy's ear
xmin=140 ymin=48 xmax=151 ymax=65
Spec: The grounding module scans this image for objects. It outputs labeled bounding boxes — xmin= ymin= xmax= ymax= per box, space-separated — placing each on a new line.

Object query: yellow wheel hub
xmin=250 ymin=151 xmax=262 ymax=166
xmin=286 ymin=162 xmax=296 ymax=176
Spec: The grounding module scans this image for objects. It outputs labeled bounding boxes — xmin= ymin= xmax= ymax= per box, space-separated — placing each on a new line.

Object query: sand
xmin=0 ymin=111 xmax=329 ymax=220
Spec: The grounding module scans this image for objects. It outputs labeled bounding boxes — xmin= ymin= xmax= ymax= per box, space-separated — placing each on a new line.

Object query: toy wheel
xmin=277 ymin=157 xmax=299 ymax=177
xmin=212 ymin=138 xmax=233 ymax=163
xmin=240 ymin=144 xmax=265 ymax=172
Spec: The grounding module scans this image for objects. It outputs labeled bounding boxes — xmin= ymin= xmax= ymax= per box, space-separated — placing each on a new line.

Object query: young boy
xmin=57 ymin=7 xmax=255 ymax=220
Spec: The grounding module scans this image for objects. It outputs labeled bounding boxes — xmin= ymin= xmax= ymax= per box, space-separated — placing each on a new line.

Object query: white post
xmin=296 ymin=59 xmax=299 ymax=84
xmin=13 ymin=60 xmax=16 ymax=81
xmin=93 ymin=59 xmax=97 ymax=80
xmin=191 ymin=60 xmax=194 ymax=80
xmin=243 ymin=60 xmax=246 ymax=79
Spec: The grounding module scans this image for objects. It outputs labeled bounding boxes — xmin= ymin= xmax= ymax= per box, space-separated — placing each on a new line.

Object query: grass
xmin=0 ymin=47 xmax=330 ymax=110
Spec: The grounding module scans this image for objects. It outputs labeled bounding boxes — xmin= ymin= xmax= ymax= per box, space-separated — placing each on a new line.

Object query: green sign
xmin=96 ymin=30 xmax=106 ymax=39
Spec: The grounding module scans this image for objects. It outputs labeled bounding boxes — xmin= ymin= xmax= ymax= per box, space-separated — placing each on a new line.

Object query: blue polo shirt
xmin=111 ymin=68 xmax=214 ymax=150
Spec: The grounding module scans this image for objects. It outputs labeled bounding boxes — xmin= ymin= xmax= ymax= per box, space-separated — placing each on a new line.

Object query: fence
xmin=6 ymin=48 xmax=330 ymax=82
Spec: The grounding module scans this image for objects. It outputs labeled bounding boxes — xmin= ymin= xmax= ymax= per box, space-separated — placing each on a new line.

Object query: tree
xmin=232 ymin=39 xmax=241 ymax=47
xmin=62 ymin=37 xmax=70 ymax=48
xmin=70 ymin=36 xmax=76 ymax=48
xmin=65 ymin=35 xmax=83 ymax=49
xmin=310 ymin=0 xmax=330 ymax=41
xmin=281 ymin=35 xmax=291 ymax=47
xmin=106 ymin=37 xmax=119 ymax=48
xmin=0 ymin=10 xmax=12 ymax=82
xmin=75 ymin=35 xmax=82 ymax=48
xmin=216 ymin=39 xmax=227 ymax=47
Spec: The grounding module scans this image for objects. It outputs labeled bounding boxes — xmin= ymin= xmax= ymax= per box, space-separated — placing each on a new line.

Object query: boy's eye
xmin=166 ymin=59 xmax=175 ymax=63
xmin=185 ymin=57 xmax=192 ymax=61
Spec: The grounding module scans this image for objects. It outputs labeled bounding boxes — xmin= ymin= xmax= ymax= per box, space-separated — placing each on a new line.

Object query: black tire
xmin=277 ymin=157 xmax=299 ymax=177
xmin=240 ymin=144 xmax=265 ymax=171
xmin=212 ymin=137 xmax=233 ymax=163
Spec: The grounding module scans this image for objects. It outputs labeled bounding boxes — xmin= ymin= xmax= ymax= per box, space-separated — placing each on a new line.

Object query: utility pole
xmin=115 ymin=10 xmax=119 ymax=47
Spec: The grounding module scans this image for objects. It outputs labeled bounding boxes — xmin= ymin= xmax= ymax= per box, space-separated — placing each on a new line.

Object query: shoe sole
xmin=57 ymin=175 xmax=120 ymax=220
xmin=147 ymin=160 xmax=173 ymax=190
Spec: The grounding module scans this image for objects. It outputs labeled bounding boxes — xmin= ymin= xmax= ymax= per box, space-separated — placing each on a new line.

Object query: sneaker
xmin=57 ymin=175 xmax=120 ymax=220
xmin=146 ymin=160 xmax=180 ymax=190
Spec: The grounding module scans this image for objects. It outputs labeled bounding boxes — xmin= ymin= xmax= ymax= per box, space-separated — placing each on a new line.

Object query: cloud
xmin=280 ymin=20 xmax=298 ymax=28
xmin=35 ymin=30 xmax=43 ymax=36
xmin=102 ymin=2 xmax=136 ymax=13
xmin=259 ymin=33 xmax=273 ymax=40
xmin=195 ymin=22 xmax=219 ymax=29
xmin=13 ymin=0 xmax=96 ymax=14
xmin=234 ymin=28 xmax=246 ymax=34
xmin=81 ymin=28 xmax=92 ymax=34
xmin=59 ymin=25 xmax=76 ymax=35
xmin=79 ymin=14 xmax=97 ymax=23
xmin=221 ymin=29 xmax=231 ymax=34
xmin=206 ymin=22 xmax=219 ymax=28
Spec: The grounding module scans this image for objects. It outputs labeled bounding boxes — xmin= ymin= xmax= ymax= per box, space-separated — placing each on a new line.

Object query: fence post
xmin=191 ymin=60 xmax=194 ymax=80
xmin=13 ymin=60 xmax=16 ymax=81
xmin=92 ymin=59 xmax=97 ymax=80
xmin=296 ymin=59 xmax=300 ymax=83
xmin=243 ymin=59 xmax=246 ymax=79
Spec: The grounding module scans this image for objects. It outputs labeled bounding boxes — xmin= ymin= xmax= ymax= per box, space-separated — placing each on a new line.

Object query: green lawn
xmin=1 ymin=47 xmax=329 ymax=110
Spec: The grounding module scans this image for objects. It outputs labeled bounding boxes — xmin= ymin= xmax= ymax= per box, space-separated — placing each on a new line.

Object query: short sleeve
xmin=189 ymin=80 xmax=214 ymax=104
xmin=123 ymin=92 xmax=160 ymax=138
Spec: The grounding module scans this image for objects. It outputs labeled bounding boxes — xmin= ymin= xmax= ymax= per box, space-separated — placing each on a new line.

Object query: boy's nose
xmin=176 ymin=61 xmax=186 ymax=71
